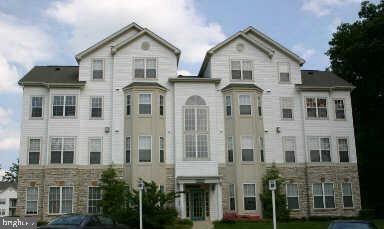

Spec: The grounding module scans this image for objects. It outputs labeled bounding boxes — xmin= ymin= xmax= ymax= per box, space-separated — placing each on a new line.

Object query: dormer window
xmin=134 ymin=58 xmax=157 ymax=79
xmin=231 ymin=60 xmax=253 ymax=80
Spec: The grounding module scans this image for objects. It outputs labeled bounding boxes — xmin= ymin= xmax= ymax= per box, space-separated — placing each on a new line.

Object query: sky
xmin=0 ymin=0 xmax=371 ymax=173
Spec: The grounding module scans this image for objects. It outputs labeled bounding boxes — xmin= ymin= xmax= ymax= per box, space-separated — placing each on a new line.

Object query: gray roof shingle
xmin=299 ymin=70 xmax=354 ymax=89
xmin=221 ymin=83 xmax=263 ymax=92
xmin=18 ymin=66 xmax=83 ymax=86
xmin=0 ymin=182 xmax=17 ymax=191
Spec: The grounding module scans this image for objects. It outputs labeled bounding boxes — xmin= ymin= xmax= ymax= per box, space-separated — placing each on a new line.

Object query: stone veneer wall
xmin=17 ymin=165 xmax=123 ymax=221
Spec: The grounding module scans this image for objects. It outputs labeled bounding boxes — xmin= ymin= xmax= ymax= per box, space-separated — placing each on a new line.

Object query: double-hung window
xmin=88 ymin=187 xmax=102 ymax=214
xmin=159 ymin=95 xmax=164 ymax=116
xmin=225 ymin=95 xmax=232 ymax=116
xmin=283 ymin=136 xmax=296 ymax=163
xmin=89 ymin=138 xmax=102 ymax=164
xmin=92 ymin=59 xmax=103 ymax=80
xmin=134 ymin=58 xmax=157 ymax=79
xmin=231 ymin=60 xmax=253 ymax=80
xmin=239 ymin=95 xmax=251 ymax=115
xmin=139 ymin=94 xmax=151 ymax=115
xmin=49 ymin=187 xmax=73 ymax=214
xmin=125 ymin=137 xmax=131 ymax=163
xmin=160 ymin=137 xmax=165 ymax=163
xmin=28 ymin=138 xmax=40 ymax=165
xmin=227 ymin=136 xmax=234 ymax=163
xmin=139 ymin=136 xmax=151 ymax=162
xmin=126 ymin=95 xmax=131 ymax=116
xmin=278 ymin=62 xmax=290 ymax=83
xmin=313 ymin=183 xmax=335 ymax=209
xmin=241 ymin=136 xmax=254 ymax=161
xmin=281 ymin=97 xmax=294 ymax=120
xmin=334 ymin=99 xmax=346 ymax=120
xmin=337 ymin=138 xmax=349 ymax=162
xmin=308 ymin=137 xmax=331 ymax=162
xmin=26 ymin=187 xmax=38 ymax=215
xmin=90 ymin=96 xmax=103 ymax=118
xmin=259 ymin=137 xmax=264 ymax=162
xmin=286 ymin=184 xmax=299 ymax=210
xmin=243 ymin=184 xmax=256 ymax=210
xmin=50 ymin=137 xmax=75 ymax=164
xmin=342 ymin=183 xmax=353 ymax=208
xmin=52 ymin=96 xmax=76 ymax=117
xmin=306 ymin=97 xmax=328 ymax=119
xmin=31 ymin=96 xmax=43 ymax=118
xmin=229 ymin=184 xmax=236 ymax=211
xmin=257 ymin=96 xmax=262 ymax=117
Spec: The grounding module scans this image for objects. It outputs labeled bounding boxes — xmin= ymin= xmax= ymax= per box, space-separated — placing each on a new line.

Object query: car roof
xmin=332 ymin=220 xmax=372 ymax=223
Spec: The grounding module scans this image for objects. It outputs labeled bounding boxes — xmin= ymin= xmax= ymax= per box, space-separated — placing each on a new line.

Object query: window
xmin=88 ymin=187 xmax=102 ymax=214
xmin=257 ymin=96 xmax=262 ymax=116
xmin=306 ymin=97 xmax=328 ymax=119
xmin=160 ymin=137 xmax=165 ymax=163
xmin=229 ymin=184 xmax=236 ymax=211
xmin=90 ymin=97 xmax=102 ymax=118
xmin=139 ymin=94 xmax=151 ymax=115
xmin=49 ymin=187 xmax=73 ymax=214
xmin=231 ymin=60 xmax=253 ymax=80
xmin=9 ymin=198 xmax=16 ymax=216
xmin=260 ymin=137 xmax=264 ymax=162
xmin=239 ymin=95 xmax=251 ymax=115
xmin=283 ymin=136 xmax=296 ymax=163
xmin=334 ymin=99 xmax=346 ymax=120
xmin=139 ymin=136 xmax=151 ymax=162
xmin=313 ymin=183 xmax=335 ymax=209
xmin=134 ymin=58 xmax=157 ymax=79
xmin=92 ymin=59 xmax=103 ymax=80
xmin=52 ymin=96 xmax=76 ymax=117
xmin=0 ymin=199 xmax=5 ymax=204
xmin=286 ymin=184 xmax=299 ymax=210
xmin=159 ymin=185 xmax=165 ymax=193
xmin=338 ymin=138 xmax=349 ymax=162
xmin=159 ymin=95 xmax=164 ymax=116
xmin=281 ymin=97 xmax=294 ymax=120
xmin=278 ymin=62 xmax=290 ymax=83
xmin=308 ymin=137 xmax=331 ymax=162
xmin=31 ymin=96 xmax=43 ymax=118
xmin=125 ymin=137 xmax=131 ymax=163
xmin=241 ymin=136 xmax=253 ymax=161
xmin=28 ymin=138 xmax=40 ymax=165
xmin=26 ymin=187 xmax=38 ymax=214
xmin=342 ymin=183 xmax=353 ymax=208
xmin=50 ymin=137 xmax=75 ymax=164
xmin=225 ymin=95 xmax=232 ymax=116
xmin=126 ymin=95 xmax=131 ymax=116
xmin=89 ymin=138 xmax=101 ymax=164
xmin=184 ymin=96 xmax=209 ymax=160
xmin=243 ymin=184 xmax=256 ymax=210
xmin=227 ymin=136 xmax=234 ymax=163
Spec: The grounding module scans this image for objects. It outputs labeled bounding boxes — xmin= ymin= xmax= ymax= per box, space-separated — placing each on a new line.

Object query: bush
xmin=37 ymin=221 xmax=48 ymax=226
xmin=176 ymin=218 xmax=193 ymax=225
xmin=359 ymin=209 xmax=375 ymax=219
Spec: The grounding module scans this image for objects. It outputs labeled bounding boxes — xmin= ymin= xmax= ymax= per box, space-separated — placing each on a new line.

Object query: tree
xmin=260 ymin=165 xmax=289 ymax=220
xmin=2 ymin=160 xmax=19 ymax=183
xmin=326 ymin=0 xmax=384 ymax=217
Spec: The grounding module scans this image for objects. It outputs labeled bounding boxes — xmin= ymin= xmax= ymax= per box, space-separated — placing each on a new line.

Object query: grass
xmin=214 ymin=220 xmax=384 ymax=229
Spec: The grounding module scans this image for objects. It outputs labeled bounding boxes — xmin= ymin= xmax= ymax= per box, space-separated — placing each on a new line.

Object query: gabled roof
xmin=243 ymin=26 xmax=305 ymax=65
xmin=221 ymin=83 xmax=263 ymax=92
xmin=18 ymin=66 xmax=85 ymax=88
xmin=0 ymin=182 xmax=17 ymax=191
xmin=297 ymin=70 xmax=355 ymax=90
xmin=198 ymin=31 xmax=275 ymax=76
xmin=75 ymin=22 xmax=144 ymax=62
xmin=111 ymin=28 xmax=181 ymax=62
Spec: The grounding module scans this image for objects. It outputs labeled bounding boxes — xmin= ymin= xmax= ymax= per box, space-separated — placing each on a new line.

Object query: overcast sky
xmin=0 ymin=0 xmax=371 ymax=172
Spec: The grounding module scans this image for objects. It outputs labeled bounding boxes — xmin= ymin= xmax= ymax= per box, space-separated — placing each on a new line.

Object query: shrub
xmin=359 ymin=209 xmax=375 ymax=219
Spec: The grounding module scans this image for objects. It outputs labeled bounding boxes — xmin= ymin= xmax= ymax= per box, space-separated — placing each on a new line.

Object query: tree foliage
xmin=2 ymin=160 xmax=19 ymax=183
xmin=260 ymin=165 xmax=290 ymax=220
xmin=99 ymin=168 xmax=178 ymax=228
xmin=326 ymin=0 xmax=384 ymax=217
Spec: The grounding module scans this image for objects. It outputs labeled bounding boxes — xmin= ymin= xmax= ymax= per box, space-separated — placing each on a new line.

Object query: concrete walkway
xmin=192 ymin=221 xmax=213 ymax=229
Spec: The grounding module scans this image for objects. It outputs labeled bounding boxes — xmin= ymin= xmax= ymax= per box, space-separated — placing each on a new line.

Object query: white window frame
xmin=159 ymin=136 xmax=165 ymax=163
xmin=49 ymin=137 xmax=76 ymax=164
xmin=91 ymin=59 xmax=104 ymax=80
xmin=230 ymin=59 xmax=254 ymax=80
xmin=312 ymin=183 xmax=336 ymax=209
xmin=283 ymin=136 xmax=296 ymax=163
xmin=305 ymin=97 xmax=328 ymax=119
xmin=25 ymin=187 xmax=39 ymax=215
xmin=337 ymin=137 xmax=350 ymax=163
xmin=28 ymin=137 xmax=41 ymax=165
xmin=89 ymin=96 xmax=103 ymax=119
xmin=286 ymin=184 xmax=300 ymax=210
xmin=238 ymin=94 xmax=252 ymax=116
xmin=241 ymin=135 xmax=254 ymax=162
xmin=88 ymin=137 xmax=102 ymax=165
xmin=341 ymin=182 xmax=354 ymax=208
xmin=259 ymin=136 xmax=264 ymax=162
xmin=51 ymin=95 xmax=77 ymax=118
xmin=126 ymin=94 xmax=132 ymax=116
xmin=278 ymin=62 xmax=291 ymax=83
xmin=225 ymin=95 xmax=232 ymax=117
xmin=229 ymin=184 xmax=236 ymax=211
xmin=243 ymin=183 xmax=257 ymax=211
xmin=334 ymin=98 xmax=346 ymax=120
xmin=138 ymin=93 xmax=152 ymax=115
xmin=30 ymin=96 xmax=44 ymax=119
xmin=227 ymin=136 xmax=234 ymax=163
xmin=125 ymin=136 xmax=131 ymax=164
xmin=48 ymin=186 xmax=74 ymax=215
xmin=138 ymin=135 xmax=152 ymax=163
xmin=87 ymin=186 xmax=102 ymax=214
xmin=133 ymin=57 xmax=157 ymax=79
xmin=159 ymin=95 xmax=165 ymax=116
xmin=307 ymin=136 xmax=332 ymax=162
xmin=280 ymin=97 xmax=294 ymax=120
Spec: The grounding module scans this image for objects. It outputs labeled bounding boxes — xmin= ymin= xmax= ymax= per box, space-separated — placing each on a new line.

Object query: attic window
xmin=236 ymin=43 xmax=245 ymax=52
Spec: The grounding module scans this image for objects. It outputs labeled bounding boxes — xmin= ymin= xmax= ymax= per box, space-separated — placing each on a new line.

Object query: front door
xmin=189 ymin=190 xmax=205 ymax=221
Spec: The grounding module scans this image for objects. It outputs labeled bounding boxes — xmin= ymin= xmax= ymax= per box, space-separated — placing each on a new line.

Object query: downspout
xmin=110 ymin=49 xmax=115 ymax=169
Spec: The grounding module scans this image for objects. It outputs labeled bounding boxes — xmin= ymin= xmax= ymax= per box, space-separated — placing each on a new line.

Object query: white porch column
xmin=217 ymin=183 xmax=223 ymax=220
xmin=179 ymin=183 xmax=186 ymax=218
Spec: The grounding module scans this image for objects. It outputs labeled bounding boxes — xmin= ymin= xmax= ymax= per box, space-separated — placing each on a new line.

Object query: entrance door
xmin=189 ymin=190 xmax=205 ymax=221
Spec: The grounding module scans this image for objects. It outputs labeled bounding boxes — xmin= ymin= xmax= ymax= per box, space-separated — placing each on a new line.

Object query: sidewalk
xmin=192 ymin=221 xmax=213 ymax=229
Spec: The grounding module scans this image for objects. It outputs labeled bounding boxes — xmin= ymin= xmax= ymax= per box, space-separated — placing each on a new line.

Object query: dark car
xmin=328 ymin=220 xmax=378 ymax=229
xmin=39 ymin=214 xmax=130 ymax=229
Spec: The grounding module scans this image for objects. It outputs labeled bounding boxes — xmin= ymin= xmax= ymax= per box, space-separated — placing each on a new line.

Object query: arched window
xmin=184 ymin=96 xmax=209 ymax=160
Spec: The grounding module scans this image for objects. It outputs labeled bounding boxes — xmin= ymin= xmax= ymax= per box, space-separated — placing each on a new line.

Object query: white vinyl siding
xmin=48 ymin=186 xmax=73 ymax=214
xmin=283 ymin=136 xmax=296 ymax=163
xmin=139 ymin=136 xmax=151 ymax=162
xmin=26 ymin=187 xmax=38 ymax=215
xmin=308 ymin=137 xmax=331 ymax=162
xmin=313 ymin=183 xmax=335 ymax=209
xmin=241 ymin=136 xmax=253 ymax=161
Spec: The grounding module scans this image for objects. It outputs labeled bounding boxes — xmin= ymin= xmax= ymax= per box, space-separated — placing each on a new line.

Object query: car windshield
xmin=331 ymin=222 xmax=377 ymax=229
xmin=97 ymin=216 xmax=114 ymax=225
xmin=49 ymin=215 xmax=86 ymax=225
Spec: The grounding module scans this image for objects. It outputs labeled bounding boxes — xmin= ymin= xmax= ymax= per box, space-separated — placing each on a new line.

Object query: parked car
xmin=38 ymin=214 xmax=130 ymax=229
xmin=328 ymin=220 xmax=378 ymax=229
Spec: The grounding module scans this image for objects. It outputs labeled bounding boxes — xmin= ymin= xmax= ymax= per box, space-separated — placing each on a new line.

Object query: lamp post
xmin=138 ymin=180 xmax=144 ymax=229
xmin=269 ymin=180 xmax=277 ymax=229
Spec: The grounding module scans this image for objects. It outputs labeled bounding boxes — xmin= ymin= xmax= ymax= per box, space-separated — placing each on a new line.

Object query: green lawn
xmin=214 ymin=220 xmax=384 ymax=229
